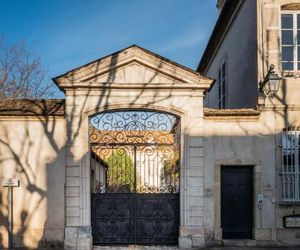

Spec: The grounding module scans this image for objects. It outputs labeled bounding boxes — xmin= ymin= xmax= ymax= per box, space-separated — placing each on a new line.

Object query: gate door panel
xmin=135 ymin=193 xmax=179 ymax=244
xmin=90 ymin=110 xmax=180 ymax=245
xmin=91 ymin=193 xmax=135 ymax=244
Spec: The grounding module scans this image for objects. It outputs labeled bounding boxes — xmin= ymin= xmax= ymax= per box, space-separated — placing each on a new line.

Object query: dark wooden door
xmin=221 ymin=166 xmax=253 ymax=239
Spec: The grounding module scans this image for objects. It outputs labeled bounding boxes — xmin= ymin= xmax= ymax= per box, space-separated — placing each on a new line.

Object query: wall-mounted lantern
xmin=257 ymin=64 xmax=282 ymax=110
xmin=259 ymin=64 xmax=282 ymax=96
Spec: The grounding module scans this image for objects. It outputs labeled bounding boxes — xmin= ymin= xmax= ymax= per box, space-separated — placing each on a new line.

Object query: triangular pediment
xmin=85 ymin=61 xmax=184 ymax=84
xmin=53 ymin=45 xmax=213 ymax=90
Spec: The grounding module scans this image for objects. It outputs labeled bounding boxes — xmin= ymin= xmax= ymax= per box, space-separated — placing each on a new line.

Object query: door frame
xmin=213 ymin=161 xmax=262 ymax=241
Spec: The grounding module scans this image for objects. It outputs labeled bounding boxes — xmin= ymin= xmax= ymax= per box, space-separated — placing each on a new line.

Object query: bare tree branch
xmin=0 ymin=38 xmax=54 ymax=99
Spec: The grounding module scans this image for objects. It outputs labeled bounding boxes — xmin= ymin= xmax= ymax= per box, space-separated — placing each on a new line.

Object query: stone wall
xmin=0 ymin=116 xmax=66 ymax=249
xmin=203 ymin=108 xmax=300 ymax=245
xmin=203 ymin=110 xmax=275 ymax=244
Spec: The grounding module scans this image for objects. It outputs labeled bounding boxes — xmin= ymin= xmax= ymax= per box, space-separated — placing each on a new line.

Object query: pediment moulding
xmin=53 ymin=45 xmax=214 ymax=92
xmin=281 ymin=3 xmax=300 ymax=10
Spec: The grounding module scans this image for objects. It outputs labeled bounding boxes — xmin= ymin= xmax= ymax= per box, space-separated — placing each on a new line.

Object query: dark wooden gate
xmin=91 ymin=193 xmax=179 ymax=245
xmin=221 ymin=166 xmax=253 ymax=239
xmin=89 ymin=110 xmax=180 ymax=245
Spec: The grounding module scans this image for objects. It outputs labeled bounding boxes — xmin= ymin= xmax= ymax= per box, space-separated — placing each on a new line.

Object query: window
xmin=282 ymin=128 xmax=300 ymax=203
xmin=218 ymin=61 xmax=226 ymax=109
xmin=281 ymin=13 xmax=300 ymax=70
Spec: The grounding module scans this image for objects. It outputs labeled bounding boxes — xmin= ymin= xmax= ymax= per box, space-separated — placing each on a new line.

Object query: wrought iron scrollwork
xmin=90 ymin=110 xmax=180 ymax=194
xmin=90 ymin=111 xmax=179 ymax=144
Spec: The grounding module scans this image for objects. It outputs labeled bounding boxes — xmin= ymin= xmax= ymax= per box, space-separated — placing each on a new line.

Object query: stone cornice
xmin=60 ymin=82 xmax=212 ymax=90
xmin=204 ymin=107 xmax=261 ymax=121
xmin=263 ymin=105 xmax=300 ymax=111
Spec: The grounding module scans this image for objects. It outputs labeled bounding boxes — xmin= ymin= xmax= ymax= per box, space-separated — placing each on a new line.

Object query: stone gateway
xmin=1 ymin=1 xmax=300 ymax=249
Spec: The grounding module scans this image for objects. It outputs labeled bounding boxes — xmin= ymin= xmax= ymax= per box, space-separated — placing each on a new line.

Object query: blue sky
xmin=0 ymin=0 xmax=218 ymax=98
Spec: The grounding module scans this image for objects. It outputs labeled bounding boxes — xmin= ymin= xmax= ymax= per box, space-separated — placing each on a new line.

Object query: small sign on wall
xmin=1 ymin=178 xmax=19 ymax=187
xmin=2 ymin=178 xmax=20 ymax=248
xmin=283 ymin=215 xmax=300 ymax=228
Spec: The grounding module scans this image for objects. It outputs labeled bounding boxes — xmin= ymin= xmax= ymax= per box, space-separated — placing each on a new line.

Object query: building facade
xmin=0 ymin=1 xmax=300 ymax=249
xmin=198 ymin=0 xmax=300 ymax=246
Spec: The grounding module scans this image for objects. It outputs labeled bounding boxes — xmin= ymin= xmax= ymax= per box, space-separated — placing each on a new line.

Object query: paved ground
xmin=93 ymin=247 xmax=178 ymax=250
xmin=11 ymin=247 xmax=300 ymax=250
xmin=93 ymin=247 xmax=300 ymax=250
xmin=12 ymin=244 xmax=300 ymax=249
xmin=15 ymin=246 xmax=300 ymax=249
xmin=203 ymin=248 xmax=300 ymax=250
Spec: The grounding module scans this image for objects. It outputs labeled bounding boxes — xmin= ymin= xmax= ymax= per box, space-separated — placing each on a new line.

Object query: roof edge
xmin=197 ymin=0 xmax=244 ymax=73
xmin=0 ymin=99 xmax=65 ymax=116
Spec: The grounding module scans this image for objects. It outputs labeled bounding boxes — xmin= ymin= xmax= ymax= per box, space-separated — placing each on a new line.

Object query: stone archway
xmin=53 ymin=45 xmax=213 ymax=249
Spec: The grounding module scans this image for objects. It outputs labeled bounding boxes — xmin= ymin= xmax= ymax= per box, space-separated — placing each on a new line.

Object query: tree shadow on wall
xmin=0 ymin=100 xmax=66 ymax=249
xmin=0 ymin=45 xmax=197 ymax=249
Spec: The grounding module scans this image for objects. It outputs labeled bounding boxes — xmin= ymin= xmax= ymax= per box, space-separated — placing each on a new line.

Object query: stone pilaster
xmin=64 ymin=94 xmax=92 ymax=250
xmin=179 ymin=95 xmax=205 ymax=248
